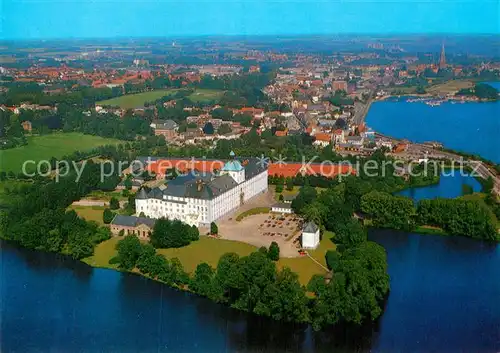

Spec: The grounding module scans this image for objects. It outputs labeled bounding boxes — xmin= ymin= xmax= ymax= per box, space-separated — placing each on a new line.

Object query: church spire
xmin=439 ymin=42 xmax=446 ymax=69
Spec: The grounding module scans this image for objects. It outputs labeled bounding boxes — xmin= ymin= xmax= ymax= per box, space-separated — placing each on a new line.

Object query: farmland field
xmin=97 ymin=89 xmax=224 ymax=108
xmin=0 ymin=133 xmax=121 ymax=172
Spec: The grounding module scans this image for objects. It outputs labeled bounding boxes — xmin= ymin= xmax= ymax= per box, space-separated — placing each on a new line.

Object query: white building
xmin=301 ymin=222 xmax=320 ymax=249
xmin=135 ymin=153 xmax=268 ymax=227
xmin=271 ymin=203 xmax=293 ymax=214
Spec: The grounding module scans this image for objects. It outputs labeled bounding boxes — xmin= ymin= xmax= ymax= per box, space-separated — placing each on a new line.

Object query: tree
xmin=275 ymin=184 xmax=284 ymax=193
xmin=210 ymin=222 xmax=218 ymax=235
xmin=325 ymin=250 xmax=341 ymax=270
xmin=124 ymin=178 xmax=133 ymax=190
xmin=268 ymin=241 xmax=280 ymax=261
xmin=286 ymin=178 xmax=294 ymax=191
xmin=116 ymin=235 xmax=142 ymax=270
xmin=217 ymin=124 xmax=232 ymax=135
xmin=263 ymin=267 xmax=309 ymax=323
xmin=109 ymin=197 xmax=120 ymax=210
xmin=291 ymin=185 xmax=317 ymax=214
xmin=151 ymin=218 xmax=197 ymax=248
xmin=417 ymin=198 xmax=498 ymax=241
xmin=334 ymin=219 xmax=367 ymax=249
xmin=191 ymin=262 xmax=216 ymax=298
xmin=103 ymin=208 xmax=114 ymax=224
xmin=361 ymin=191 xmax=415 ymax=230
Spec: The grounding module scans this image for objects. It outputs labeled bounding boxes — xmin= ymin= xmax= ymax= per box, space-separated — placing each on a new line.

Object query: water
xmin=368 ymin=230 xmax=500 ymax=353
xmin=2 ymin=175 xmax=499 ymax=352
xmin=365 ymin=95 xmax=500 ymax=163
xmin=0 ymin=241 xmax=371 ymax=353
xmin=396 ymin=172 xmax=482 ymax=202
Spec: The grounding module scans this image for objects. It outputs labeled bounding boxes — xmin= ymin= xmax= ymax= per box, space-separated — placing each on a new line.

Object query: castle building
xmin=135 ymin=153 xmax=268 ymax=227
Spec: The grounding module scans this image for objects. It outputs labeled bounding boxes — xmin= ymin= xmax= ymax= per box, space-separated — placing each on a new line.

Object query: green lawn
xmin=83 ymin=234 xmax=333 ymax=285
xmin=97 ymin=89 xmax=224 ymax=109
xmin=157 ymin=237 xmax=257 ymax=273
xmin=187 ymin=89 xmax=224 ymax=102
xmin=82 ymin=237 xmax=120 ymax=269
xmin=68 ymin=205 xmax=106 ymax=225
xmin=0 ymin=133 xmax=121 ymax=172
xmin=308 ymin=232 xmax=337 ymax=268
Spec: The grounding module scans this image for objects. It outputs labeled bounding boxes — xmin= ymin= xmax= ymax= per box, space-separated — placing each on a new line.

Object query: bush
xmin=268 ymin=241 xmax=280 ymax=261
xmin=109 ymin=197 xmax=120 ymax=210
xmin=210 ymin=222 xmax=218 ymax=235
xmin=103 ymin=208 xmax=114 ymax=224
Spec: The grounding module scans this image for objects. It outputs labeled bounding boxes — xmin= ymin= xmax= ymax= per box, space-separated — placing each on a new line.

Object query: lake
xmin=396 ymin=172 xmax=482 ymax=202
xmin=365 ymin=86 xmax=500 ymax=163
xmin=2 ymin=175 xmax=499 ymax=353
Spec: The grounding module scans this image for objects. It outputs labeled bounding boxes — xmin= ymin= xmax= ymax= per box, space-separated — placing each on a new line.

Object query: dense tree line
xmin=0 ymin=108 xmax=27 ymax=149
xmin=417 ymin=198 xmax=498 ymax=241
xmin=361 ymin=191 xmax=416 ymax=231
xmin=150 ymin=218 xmax=200 ymax=248
xmin=456 ymin=83 xmax=499 ymax=101
xmin=358 ymin=190 xmax=498 ymax=241
xmin=0 ymin=161 xmax=120 ymax=259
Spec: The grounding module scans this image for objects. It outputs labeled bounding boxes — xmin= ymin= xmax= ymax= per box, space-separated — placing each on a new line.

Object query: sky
xmin=1 ymin=0 xmax=499 ymax=39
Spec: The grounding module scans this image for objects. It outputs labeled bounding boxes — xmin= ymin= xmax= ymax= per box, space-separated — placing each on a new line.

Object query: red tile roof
xmin=314 ymin=133 xmax=332 ymax=142
xmin=147 ymin=159 xmax=225 ymax=176
xmin=268 ymin=163 xmax=355 ymax=178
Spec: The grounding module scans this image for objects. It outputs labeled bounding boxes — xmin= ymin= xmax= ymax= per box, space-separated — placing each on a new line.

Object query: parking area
xmin=218 ymin=213 xmax=303 ymax=258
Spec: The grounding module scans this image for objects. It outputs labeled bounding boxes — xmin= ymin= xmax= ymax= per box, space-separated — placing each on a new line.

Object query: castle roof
xmin=222 ymin=160 xmax=244 ymax=172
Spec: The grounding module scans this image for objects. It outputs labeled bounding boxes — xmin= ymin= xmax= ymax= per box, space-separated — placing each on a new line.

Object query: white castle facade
xmin=135 ymin=154 xmax=268 ymax=227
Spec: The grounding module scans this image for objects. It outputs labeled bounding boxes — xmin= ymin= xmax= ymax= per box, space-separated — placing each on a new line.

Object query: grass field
xmin=83 ymin=233 xmax=335 ymax=285
xmin=308 ymin=232 xmax=336 ymax=267
xmin=0 ymin=133 xmax=121 ymax=172
xmin=97 ymin=89 xmax=224 ymax=109
xmin=157 ymin=237 xmax=258 ymax=273
xmin=68 ymin=205 xmax=106 ymax=225
xmin=427 ymin=80 xmax=474 ymax=94
xmin=82 ymin=237 xmax=120 ymax=269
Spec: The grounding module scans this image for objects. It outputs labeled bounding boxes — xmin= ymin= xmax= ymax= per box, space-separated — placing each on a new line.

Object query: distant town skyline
xmin=2 ymin=0 xmax=499 ymax=39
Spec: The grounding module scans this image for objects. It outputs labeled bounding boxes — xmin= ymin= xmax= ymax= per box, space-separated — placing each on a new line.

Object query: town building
xmin=135 ymin=153 xmax=268 ymax=227
xmin=301 ymin=221 xmax=320 ymax=249
xmin=313 ymin=133 xmax=332 ymax=148
xmin=150 ymin=120 xmax=179 ymax=140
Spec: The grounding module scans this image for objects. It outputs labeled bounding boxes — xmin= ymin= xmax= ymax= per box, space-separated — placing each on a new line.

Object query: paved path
xmin=71 ymin=199 xmax=127 ymax=208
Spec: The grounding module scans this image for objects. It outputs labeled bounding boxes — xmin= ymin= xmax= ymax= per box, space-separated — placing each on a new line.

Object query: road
xmin=353 ymin=97 xmax=373 ymax=125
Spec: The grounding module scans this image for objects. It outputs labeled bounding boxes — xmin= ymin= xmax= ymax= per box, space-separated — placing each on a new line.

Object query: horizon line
xmin=2 ymin=33 xmax=500 ymax=42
